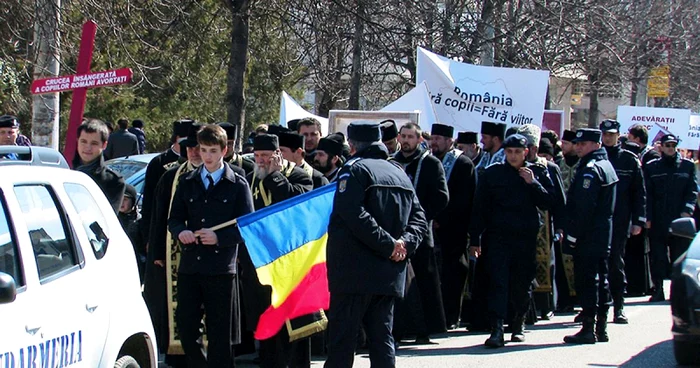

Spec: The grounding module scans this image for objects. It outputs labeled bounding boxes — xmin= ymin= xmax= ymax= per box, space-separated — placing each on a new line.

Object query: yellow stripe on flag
xmin=256 ymin=233 xmax=328 ymax=308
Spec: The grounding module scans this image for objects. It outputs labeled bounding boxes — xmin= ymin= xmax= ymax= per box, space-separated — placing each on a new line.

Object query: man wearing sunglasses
xmin=643 ymin=134 xmax=698 ymax=302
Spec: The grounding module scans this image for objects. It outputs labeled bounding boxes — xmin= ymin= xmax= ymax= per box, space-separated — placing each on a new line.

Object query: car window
xmin=63 ymin=183 xmax=111 ymax=259
xmin=105 ymin=160 xmax=147 ymax=180
xmin=14 ymin=185 xmax=78 ymax=280
xmin=0 ymin=196 xmax=22 ymax=286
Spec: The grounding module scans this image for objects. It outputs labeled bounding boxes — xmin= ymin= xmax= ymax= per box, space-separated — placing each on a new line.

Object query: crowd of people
xmin=1 ymin=111 xmax=696 ymax=367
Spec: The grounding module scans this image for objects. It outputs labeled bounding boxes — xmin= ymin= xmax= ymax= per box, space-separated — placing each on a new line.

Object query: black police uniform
xmin=469 ymin=134 xmax=554 ymax=346
xmin=644 ymin=146 xmax=697 ymax=299
xmin=75 ymin=155 xmax=126 ymax=214
xmin=168 ymin=163 xmax=254 ymax=368
xmin=392 ymin=147 xmax=450 ymax=339
xmin=564 ymin=131 xmax=618 ymax=344
xmin=325 ymin=128 xmax=428 ymax=368
xmin=602 ymin=143 xmax=646 ymax=314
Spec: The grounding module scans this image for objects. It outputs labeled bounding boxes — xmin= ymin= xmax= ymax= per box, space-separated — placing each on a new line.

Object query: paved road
xmin=233 ymin=282 xmax=679 ymax=367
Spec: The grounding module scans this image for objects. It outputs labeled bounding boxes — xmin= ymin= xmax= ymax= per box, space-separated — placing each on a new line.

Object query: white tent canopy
xmin=278 ymin=91 xmax=329 ymax=136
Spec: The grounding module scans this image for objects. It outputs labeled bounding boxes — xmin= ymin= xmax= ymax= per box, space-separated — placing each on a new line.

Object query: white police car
xmin=0 ymin=146 xmax=157 ymax=368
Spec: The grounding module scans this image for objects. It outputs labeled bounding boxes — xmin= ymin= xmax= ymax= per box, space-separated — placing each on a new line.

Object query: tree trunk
xmin=348 ymin=0 xmax=364 ymax=110
xmin=31 ymin=0 xmax=61 ymax=149
xmin=587 ymin=72 xmax=599 ymax=128
xmin=223 ymin=0 xmax=250 ymax=149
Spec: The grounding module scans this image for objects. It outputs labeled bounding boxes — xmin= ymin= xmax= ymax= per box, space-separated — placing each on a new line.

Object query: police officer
xmin=469 ymin=134 xmax=554 ymax=347
xmin=644 ymin=133 xmax=697 ymax=302
xmin=168 ymin=124 xmax=254 ymax=367
xmin=563 ymin=128 xmax=618 ymax=344
xmin=599 ymin=120 xmax=646 ymax=323
xmin=325 ymin=121 xmax=428 ymax=368
xmin=74 ymin=119 xmax=126 ymax=213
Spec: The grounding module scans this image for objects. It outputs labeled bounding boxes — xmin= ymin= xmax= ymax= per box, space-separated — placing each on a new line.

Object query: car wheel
xmin=673 ymin=339 xmax=700 ymax=366
xmin=114 ymin=355 xmax=140 ymax=368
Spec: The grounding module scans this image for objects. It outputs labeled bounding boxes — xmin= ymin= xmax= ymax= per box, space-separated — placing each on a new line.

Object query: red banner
xmin=31 ymin=68 xmax=132 ymax=95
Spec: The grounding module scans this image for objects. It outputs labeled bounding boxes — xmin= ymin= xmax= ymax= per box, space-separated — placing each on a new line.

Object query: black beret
xmin=174 ymin=119 xmax=194 ymax=137
xmin=348 ymin=122 xmax=381 ymax=142
xmin=502 ymin=133 xmax=529 ymax=149
xmin=132 ymin=119 xmax=144 ymax=128
xmin=456 ymin=132 xmax=478 ymax=144
xmin=317 ymin=137 xmax=344 ymax=157
xmin=539 ymin=138 xmax=554 ymax=156
xmin=254 ymin=134 xmax=279 ymax=151
xmin=287 ymin=119 xmax=301 ymax=132
xmin=278 ymin=132 xmax=305 ymax=151
xmin=0 ymin=115 xmax=19 ymax=129
xmin=599 ymin=119 xmax=621 ymax=133
xmin=217 ymin=122 xmax=237 ymax=141
xmin=431 ymin=123 xmax=454 ymax=138
xmin=267 ymin=124 xmax=291 ymax=136
xmin=572 ymin=128 xmax=602 ymax=143
xmin=660 ymin=134 xmax=678 ymax=144
xmin=380 ymin=120 xmax=398 ymax=141
xmin=481 ymin=121 xmax=506 ymax=139
xmin=562 ymin=129 xmax=577 ymax=142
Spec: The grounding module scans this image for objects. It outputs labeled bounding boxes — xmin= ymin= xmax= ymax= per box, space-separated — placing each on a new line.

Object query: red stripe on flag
xmin=254 ymin=262 xmax=330 ymax=340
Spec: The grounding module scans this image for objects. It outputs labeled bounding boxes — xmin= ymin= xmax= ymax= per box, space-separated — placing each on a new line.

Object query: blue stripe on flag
xmin=238 ymin=185 xmax=336 ymax=267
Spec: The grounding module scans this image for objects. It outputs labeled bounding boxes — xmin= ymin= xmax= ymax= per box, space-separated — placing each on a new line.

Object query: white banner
xmin=379 ymin=81 xmax=438 ymax=133
xmin=616 ymin=106 xmax=691 ymax=142
xmin=278 ymin=91 xmax=329 ymax=136
xmin=682 ymin=115 xmax=700 ymax=150
xmin=416 ymin=47 xmax=550 ymax=132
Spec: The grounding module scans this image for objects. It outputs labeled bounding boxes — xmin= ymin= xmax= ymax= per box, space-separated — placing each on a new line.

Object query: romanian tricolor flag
xmin=237 ymin=184 xmax=335 ymax=340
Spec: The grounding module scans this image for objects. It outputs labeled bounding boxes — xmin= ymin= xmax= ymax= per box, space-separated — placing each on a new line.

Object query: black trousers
xmin=325 ymin=293 xmax=396 ymax=368
xmin=176 ymin=273 xmax=238 ymax=368
xmin=574 ymin=255 xmax=611 ymax=317
xmin=440 ymin=251 xmax=469 ymax=328
xmin=609 ymin=234 xmax=628 ymax=304
xmin=486 ymin=238 xmax=536 ymax=321
xmin=258 ymin=327 xmax=310 ymax=368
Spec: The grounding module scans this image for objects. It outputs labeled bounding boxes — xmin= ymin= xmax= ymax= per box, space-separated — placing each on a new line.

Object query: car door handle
xmin=25 ymin=324 xmax=41 ymax=335
xmin=86 ymin=303 xmax=98 ymax=313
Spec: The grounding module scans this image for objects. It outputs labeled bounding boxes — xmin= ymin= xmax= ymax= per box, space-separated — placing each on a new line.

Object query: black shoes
xmin=596 ymin=310 xmax=609 ymax=343
xmin=613 ymin=308 xmax=629 ymax=324
xmin=564 ymin=317 xmax=596 ymax=344
xmin=511 ymin=317 xmax=525 ymax=343
xmin=485 ymin=319 xmax=505 ymax=348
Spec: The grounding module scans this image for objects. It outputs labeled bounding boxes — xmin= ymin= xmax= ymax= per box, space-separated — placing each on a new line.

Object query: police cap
xmin=348 ymin=121 xmax=381 ymax=142
xmin=0 ymin=115 xmax=19 ymax=129
xmin=660 ymin=134 xmax=678 ymax=144
xmin=599 ymin=119 xmax=621 ymax=133
xmin=572 ymin=128 xmax=602 ymax=143
xmin=502 ymin=134 xmax=529 ymax=149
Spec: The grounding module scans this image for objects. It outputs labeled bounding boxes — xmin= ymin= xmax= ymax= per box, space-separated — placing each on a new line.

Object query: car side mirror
xmin=0 ymin=272 xmax=17 ymax=304
xmin=670 ymin=217 xmax=697 ymax=240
